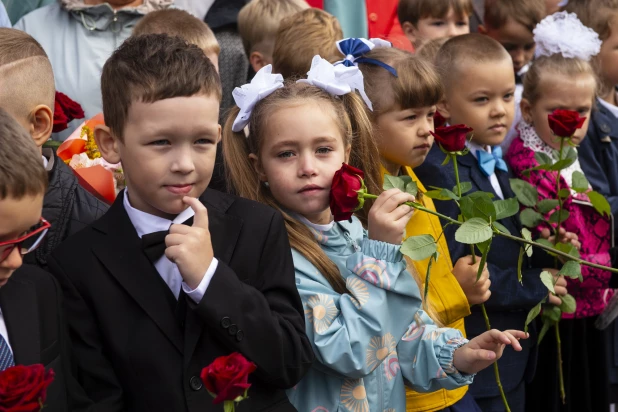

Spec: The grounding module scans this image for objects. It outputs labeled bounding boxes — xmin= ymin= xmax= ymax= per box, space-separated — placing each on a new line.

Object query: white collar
xmin=123 ymin=189 xmax=195 ymax=238
xmin=294 ymin=213 xmax=335 ymax=232
xmin=42 ymin=155 xmax=48 ymax=169
xmin=466 ymin=141 xmax=493 ymax=159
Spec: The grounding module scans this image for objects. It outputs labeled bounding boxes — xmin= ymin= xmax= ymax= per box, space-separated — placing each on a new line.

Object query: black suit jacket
xmin=48 ymin=189 xmax=313 ymax=411
xmin=415 ymin=146 xmax=550 ymax=398
xmin=0 ymin=264 xmax=71 ymax=412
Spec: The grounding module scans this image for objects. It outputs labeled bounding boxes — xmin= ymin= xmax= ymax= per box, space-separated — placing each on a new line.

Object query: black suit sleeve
xmin=195 ymin=211 xmax=314 ymax=388
xmin=47 ymin=255 xmax=125 ymax=411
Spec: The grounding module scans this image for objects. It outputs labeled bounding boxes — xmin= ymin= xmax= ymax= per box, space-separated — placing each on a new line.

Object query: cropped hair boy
xmin=0 ymin=28 xmax=108 ymax=269
xmin=238 ymin=0 xmax=308 ymax=73
xmin=46 ymin=33 xmax=312 ymax=412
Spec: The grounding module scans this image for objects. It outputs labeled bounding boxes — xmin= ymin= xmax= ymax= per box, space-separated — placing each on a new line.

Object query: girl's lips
xmin=165 ymin=184 xmax=193 ymax=195
xmin=414 ymin=144 xmax=431 ymax=150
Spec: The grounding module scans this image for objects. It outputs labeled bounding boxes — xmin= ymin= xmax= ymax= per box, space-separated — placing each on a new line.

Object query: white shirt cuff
xmin=182 ymin=258 xmax=219 ymax=304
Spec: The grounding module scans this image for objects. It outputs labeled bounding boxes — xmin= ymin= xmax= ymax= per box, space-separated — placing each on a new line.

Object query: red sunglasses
xmin=0 ymin=218 xmax=51 ymax=263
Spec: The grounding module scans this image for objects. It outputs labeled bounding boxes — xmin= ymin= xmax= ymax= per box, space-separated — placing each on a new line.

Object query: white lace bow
xmin=534 ymin=11 xmax=602 ymax=61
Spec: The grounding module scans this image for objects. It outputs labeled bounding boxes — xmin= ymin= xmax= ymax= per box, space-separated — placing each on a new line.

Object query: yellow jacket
xmin=381 ymin=166 xmax=471 ymax=411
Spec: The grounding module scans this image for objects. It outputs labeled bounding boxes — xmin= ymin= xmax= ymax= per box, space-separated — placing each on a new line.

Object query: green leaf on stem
xmin=401 ymin=235 xmax=438 ymax=261
xmin=571 ymin=171 xmax=589 ymax=193
xmin=557 ymin=188 xmax=570 ymax=199
xmin=492 ymin=221 xmax=511 ymax=235
xmin=476 ymin=238 xmax=491 ymax=281
xmin=558 ymin=260 xmax=582 ymax=282
xmin=520 ymin=208 xmax=544 ymax=228
xmin=535 ymin=152 xmax=554 ymax=166
xmin=510 ymin=179 xmax=539 ymax=207
xmin=476 ymin=239 xmax=491 ymax=254
xmin=383 ymin=174 xmax=406 ymax=191
xmin=521 ymin=228 xmax=533 ymax=257
xmin=460 ymin=196 xmax=474 ymax=220
xmin=405 ymin=180 xmax=419 ymax=197
xmin=540 ymin=270 xmax=556 ymax=293
xmin=549 ymin=209 xmax=570 ymax=224
xmin=551 ymin=147 xmax=577 ymax=170
xmin=517 ymin=247 xmax=525 ymax=285
xmin=494 ymin=198 xmax=520 ymax=220
xmin=588 ymin=191 xmax=612 ymax=217
xmin=537 ymin=199 xmax=559 ymax=214
xmin=441 ymin=154 xmax=451 ymax=166
xmin=555 ymin=242 xmax=581 ymax=259
xmin=560 ymin=294 xmax=577 ymax=314
xmin=455 ymin=218 xmax=494 ymax=244
xmin=523 ymin=164 xmax=553 ymax=176
xmin=525 ymin=301 xmax=543 ymax=333
xmin=453 ymin=181 xmax=472 ymax=195
xmin=425 ymin=187 xmax=460 ymax=201
xmin=545 ymin=305 xmax=562 ymax=322
xmin=423 ymin=252 xmax=438 ymax=301
xmin=469 ymin=193 xmax=497 ymax=222
xmin=538 ymin=317 xmax=553 ymax=344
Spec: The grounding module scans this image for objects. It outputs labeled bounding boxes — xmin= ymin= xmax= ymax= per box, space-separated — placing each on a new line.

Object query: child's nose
xmin=1 ymin=247 xmax=23 ymax=271
xmin=298 ymin=156 xmax=317 ymax=177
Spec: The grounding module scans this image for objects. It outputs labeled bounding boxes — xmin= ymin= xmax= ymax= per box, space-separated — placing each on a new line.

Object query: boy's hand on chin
xmin=165 ymin=196 xmax=214 ymax=289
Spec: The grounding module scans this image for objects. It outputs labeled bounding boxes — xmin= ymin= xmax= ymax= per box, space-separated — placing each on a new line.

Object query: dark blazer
xmin=415 ymin=145 xmax=549 ymax=398
xmin=0 ymin=264 xmax=71 ymax=412
xmin=47 ymin=189 xmax=313 ymax=411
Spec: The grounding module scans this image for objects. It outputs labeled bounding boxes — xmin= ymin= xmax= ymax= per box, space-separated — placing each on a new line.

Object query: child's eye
xmin=504 ymin=93 xmax=514 ymax=100
xmin=149 ymin=139 xmax=170 ymax=146
xmin=578 ymin=108 xmax=591 ymax=115
xmin=195 ymin=138 xmax=213 ymax=145
xmin=430 ymin=20 xmax=445 ymax=27
xmin=277 ymin=151 xmax=294 ymax=158
xmin=405 ymin=114 xmax=418 ymax=121
xmin=524 ymin=43 xmax=535 ymax=51
xmin=316 ymin=147 xmax=333 ymax=154
xmin=474 ymin=97 xmax=489 ymax=103
xmin=427 ymin=111 xmax=436 ymax=119
xmin=456 ymin=21 xmax=468 ymax=27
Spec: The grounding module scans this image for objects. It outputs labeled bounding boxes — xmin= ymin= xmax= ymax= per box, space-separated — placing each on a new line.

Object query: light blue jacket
xmin=287 ymin=217 xmax=473 ymax=411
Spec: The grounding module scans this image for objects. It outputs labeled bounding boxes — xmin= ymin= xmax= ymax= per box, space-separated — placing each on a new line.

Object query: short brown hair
xmin=435 ymin=33 xmax=511 ymax=87
xmin=238 ymin=0 xmax=308 ymax=57
xmin=415 ymin=37 xmax=450 ymax=63
xmin=359 ymin=48 xmax=443 ymax=115
xmin=484 ymin=0 xmax=546 ymax=32
xmin=563 ymin=0 xmax=618 ymax=41
xmin=0 ymin=28 xmax=55 ymax=124
xmin=101 ymin=34 xmax=222 ymax=140
xmin=397 ymin=0 xmax=473 ymax=26
xmin=272 ymin=8 xmax=343 ymax=78
xmin=132 ymin=9 xmax=220 ymax=56
xmin=0 ymin=107 xmax=47 ymax=199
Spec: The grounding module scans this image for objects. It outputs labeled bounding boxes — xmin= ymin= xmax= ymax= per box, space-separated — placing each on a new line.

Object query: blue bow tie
xmin=477 ymin=147 xmax=508 ymax=176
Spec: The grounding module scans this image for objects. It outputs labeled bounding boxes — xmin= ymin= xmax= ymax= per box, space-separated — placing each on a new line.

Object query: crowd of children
xmin=1 ymin=0 xmax=618 ymax=412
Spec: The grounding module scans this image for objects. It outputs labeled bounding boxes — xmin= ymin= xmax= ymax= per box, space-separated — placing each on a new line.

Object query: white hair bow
xmin=534 ymin=11 xmax=601 ymax=61
xmin=297 ymin=55 xmax=373 ymax=110
xmin=232 ymin=65 xmax=284 ymax=133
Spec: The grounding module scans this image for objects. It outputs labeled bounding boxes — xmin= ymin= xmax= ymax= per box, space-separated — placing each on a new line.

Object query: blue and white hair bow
xmin=335 ymin=37 xmax=398 ymax=77
xmin=232 ymin=64 xmax=284 ymax=133
xmin=297 ymin=55 xmax=374 ymax=110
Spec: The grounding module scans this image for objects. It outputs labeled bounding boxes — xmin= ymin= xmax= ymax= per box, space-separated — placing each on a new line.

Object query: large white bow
xmin=232 ymin=65 xmax=284 ymax=133
xmin=297 ymin=55 xmax=373 ymax=111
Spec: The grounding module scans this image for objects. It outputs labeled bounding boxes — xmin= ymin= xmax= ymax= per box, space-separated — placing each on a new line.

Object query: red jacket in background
xmin=305 ymin=0 xmax=323 ymax=8
xmin=366 ymin=0 xmax=413 ymax=51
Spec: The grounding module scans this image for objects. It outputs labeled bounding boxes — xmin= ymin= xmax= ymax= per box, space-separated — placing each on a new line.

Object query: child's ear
xmin=401 ymin=22 xmax=417 ymax=46
xmin=29 ymin=105 xmax=53 ymax=148
xmin=520 ymin=98 xmax=533 ymax=124
xmin=436 ymin=100 xmax=452 ymax=121
xmin=477 ymin=24 xmax=488 ymax=35
xmin=249 ymin=51 xmax=270 ymax=73
xmin=94 ymin=124 xmax=122 ymax=164
xmin=248 ymin=153 xmax=268 ymax=182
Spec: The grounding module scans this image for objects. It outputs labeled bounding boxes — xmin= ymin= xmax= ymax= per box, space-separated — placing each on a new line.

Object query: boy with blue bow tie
xmin=47 ymin=34 xmax=313 ymax=412
xmin=415 ymin=34 xmax=567 ymax=412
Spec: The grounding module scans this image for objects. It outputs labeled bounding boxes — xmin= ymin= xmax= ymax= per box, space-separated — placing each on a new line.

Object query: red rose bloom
xmin=52 ymin=99 xmax=69 ymax=133
xmin=330 ymin=163 xmax=365 ymax=222
xmin=200 ymin=353 xmax=256 ymax=404
xmin=548 ymin=109 xmax=586 ymax=138
xmin=433 ymin=111 xmax=447 ymax=128
xmin=430 ymin=124 xmax=473 ymax=153
xmin=52 ymin=92 xmax=85 ymax=133
xmin=0 ymin=365 xmax=55 ymax=412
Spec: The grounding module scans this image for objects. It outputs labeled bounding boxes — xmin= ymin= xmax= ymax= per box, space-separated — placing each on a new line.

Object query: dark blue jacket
xmin=415 ymin=145 xmax=549 ymax=399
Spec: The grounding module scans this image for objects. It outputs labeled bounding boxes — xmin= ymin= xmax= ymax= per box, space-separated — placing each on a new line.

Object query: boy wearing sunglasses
xmin=0 ymin=107 xmax=72 ymax=411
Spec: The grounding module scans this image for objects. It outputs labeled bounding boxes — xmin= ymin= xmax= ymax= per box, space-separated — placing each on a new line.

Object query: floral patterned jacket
xmin=286 ymin=217 xmax=473 ymax=411
xmin=506 ymin=125 xmax=614 ymax=318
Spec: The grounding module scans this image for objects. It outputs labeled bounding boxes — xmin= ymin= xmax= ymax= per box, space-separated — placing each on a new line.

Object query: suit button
xmin=189 ymin=376 xmax=203 ymax=391
xmin=228 ymin=324 xmax=238 ymax=335
xmin=221 ymin=317 xmax=231 ymax=329
xmin=601 ymin=123 xmax=611 ymax=134
xmin=236 ymin=330 xmax=244 ymax=342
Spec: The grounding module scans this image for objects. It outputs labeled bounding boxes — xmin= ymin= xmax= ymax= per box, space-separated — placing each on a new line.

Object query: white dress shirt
xmin=0 ymin=308 xmax=13 ymax=354
xmin=466 ymin=142 xmax=505 ymax=200
xmin=123 ymin=191 xmax=218 ymax=304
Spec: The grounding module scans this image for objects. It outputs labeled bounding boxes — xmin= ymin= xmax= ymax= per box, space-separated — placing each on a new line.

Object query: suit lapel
xmin=458 ymin=153 xmax=495 ymax=194
xmin=184 ymin=190 xmax=244 ymax=362
xmin=0 ymin=277 xmax=40 ymax=365
xmin=92 ymin=193 xmax=183 ymax=354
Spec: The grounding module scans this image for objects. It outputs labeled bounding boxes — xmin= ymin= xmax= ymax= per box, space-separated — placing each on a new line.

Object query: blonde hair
xmin=133 ymin=9 xmax=220 ymax=56
xmin=563 ymin=0 xmax=618 ymax=42
xmin=416 ymin=37 xmax=450 ymax=63
xmin=484 ymin=0 xmax=546 ymax=32
xmin=238 ymin=0 xmax=309 ymax=57
xmin=523 ymin=54 xmax=597 ymax=104
xmin=223 ymin=82 xmax=381 ymax=293
xmin=397 ymin=0 xmax=473 ymax=25
xmin=272 ymin=9 xmax=344 ymax=79
xmin=0 ymin=28 xmax=55 ymax=124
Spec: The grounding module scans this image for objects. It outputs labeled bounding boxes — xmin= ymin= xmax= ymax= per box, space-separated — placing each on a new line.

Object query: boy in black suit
xmin=0 ymin=107 xmax=71 ymax=411
xmin=47 ymin=34 xmax=313 ymax=411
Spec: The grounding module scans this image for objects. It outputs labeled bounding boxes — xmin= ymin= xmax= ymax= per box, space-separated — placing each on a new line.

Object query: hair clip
xmin=232 ymin=65 xmax=284 ymax=133
xmin=335 ymin=38 xmax=398 ymax=77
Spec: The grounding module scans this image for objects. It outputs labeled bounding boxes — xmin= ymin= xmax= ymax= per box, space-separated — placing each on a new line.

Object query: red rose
xmin=430 ymin=124 xmax=473 ymax=152
xmin=548 ymin=109 xmax=586 ymax=138
xmin=433 ymin=111 xmax=447 ymax=128
xmin=200 ymin=353 xmax=256 ymax=405
xmin=330 ymin=163 xmax=365 ymax=222
xmin=0 ymin=365 xmax=55 ymax=412
xmin=52 ymin=92 xmax=85 ymax=133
